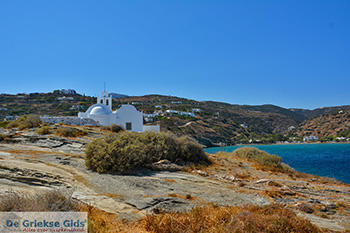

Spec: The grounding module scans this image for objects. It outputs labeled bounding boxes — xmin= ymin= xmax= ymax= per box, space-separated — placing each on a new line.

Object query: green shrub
xmin=102 ymin=124 xmax=124 ymax=133
xmin=85 ymin=131 xmax=209 ymax=174
xmin=7 ymin=115 xmax=41 ymax=130
xmin=56 ymin=127 xmax=88 ymax=137
xmin=37 ymin=126 xmax=51 ymax=135
xmin=176 ymin=136 xmax=207 ymax=163
xmin=0 ymin=121 xmax=9 ymax=128
xmin=232 ymin=147 xmax=293 ymax=172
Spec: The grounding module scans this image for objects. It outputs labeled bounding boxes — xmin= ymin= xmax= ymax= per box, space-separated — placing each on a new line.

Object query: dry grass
xmin=76 ymin=203 xmax=324 ymax=233
xmin=235 ymin=172 xmax=251 ymax=179
xmin=97 ymin=193 xmax=124 ymax=200
xmin=3 ymin=149 xmax=74 ymax=160
xmin=162 ymin=179 xmax=177 ymax=183
xmin=76 ymin=204 xmax=146 ymax=233
xmin=0 ymin=189 xmax=74 ymax=212
xmin=7 ymin=115 xmax=41 ymax=130
xmin=231 ymin=147 xmax=294 ymax=173
xmin=167 ymin=193 xmax=195 ymax=201
xmin=56 ymin=126 xmax=88 ymax=137
xmin=101 ymin=123 xmax=124 ymax=133
xmin=140 ymin=204 xmax=323 ymax=233
xmin=0 ymin=190 xmax=325 ymax=233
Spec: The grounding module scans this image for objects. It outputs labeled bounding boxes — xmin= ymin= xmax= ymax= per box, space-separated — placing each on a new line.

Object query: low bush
xmin=85 ymin=131 xmax=209 ymax=174
xmin=0 ymin=190 xmax=74 ymax=212
xmin=0 ymin=121 xmax=9 ymax=128
xmin=56 ymin=127 xmax=88 ymax=137
xmin=232 ymin=147 xmax=293 ymax=173
xmin=101 ymin=124 xmax=124 ymax=133
xmin=7 ymin=115 xmax=41 ymax=130
xmin=37 ymin=126 xmax=51 ymax=135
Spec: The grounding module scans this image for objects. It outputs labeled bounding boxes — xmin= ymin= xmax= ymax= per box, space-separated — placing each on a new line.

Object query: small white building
xmin=179 ymin=111 xmax=195 ymax=117
xmin=58 ymin=96 xmax=74 ymax=101
xmin=165 ymin=109 xmax=180 ymax=114
xmin=70 ymin=105 xmax=83 ymax=110
xmin=288 ymin=126 xmax=296 ymax=131
xmin=78 ymin=91 xmax=158 ymax=132
xmin=303 ymin=135 xmax=319 ymax=142
xmin=5 ymin=116 xmax=14 ymax=121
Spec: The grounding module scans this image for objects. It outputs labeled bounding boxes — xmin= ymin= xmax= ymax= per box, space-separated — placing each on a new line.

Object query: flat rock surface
xmin=0 ymin=141 xmax=268 ymax=220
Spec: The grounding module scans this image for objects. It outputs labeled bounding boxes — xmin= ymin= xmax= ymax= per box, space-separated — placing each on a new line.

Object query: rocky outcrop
xmin=2 ymin=130 xmax=87 ymax=154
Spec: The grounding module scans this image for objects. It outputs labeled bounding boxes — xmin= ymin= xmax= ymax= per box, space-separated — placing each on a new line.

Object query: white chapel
xmin=78 ymin=91 xmax=151 ymax=132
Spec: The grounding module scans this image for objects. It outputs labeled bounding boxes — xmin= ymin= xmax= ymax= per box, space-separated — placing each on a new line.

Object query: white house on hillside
xmin=78 ymin=91 xmax=159 ymax=132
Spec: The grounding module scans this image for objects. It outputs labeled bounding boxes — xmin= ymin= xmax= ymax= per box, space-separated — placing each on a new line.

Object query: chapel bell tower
xmin=97 ymin=90 xmax=112 ymax=110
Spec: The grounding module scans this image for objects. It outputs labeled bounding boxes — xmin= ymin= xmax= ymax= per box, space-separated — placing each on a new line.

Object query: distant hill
xmin=110 ymin=93 xmax=129 ymax=99
xmin=0 ymin=91 xmax=348 ymax=146
xmin=289 ymin=105 xmax=350 ymax=119
xmin=296 ymin=109 xmax=350 ymax=138
xmin=241 ymin=104 xmax=308 ymax=122
xmin=114 ymin=95 xmax=317 ymax=146
xmin=0 ymin=91 xmax=95 ymax=117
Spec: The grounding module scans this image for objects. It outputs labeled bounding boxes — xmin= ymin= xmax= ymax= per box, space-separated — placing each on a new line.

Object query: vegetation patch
xmin=36 ymin=126 xmax=52 ymax=135
xmin=56 ymin=127 xmax=88 ymax=137
xmin=0 ymin=190 xmax=74 ymax=212
xmin=7 ymin=115 xmax=41 ymax=130
xmin=101 ymin=124 xmax=124 ymax=133
xmin=0 ymin=134 xmax=7 ymax=142
xmin=85 ymin=131 xmax=209 ymax=174
xmin=232 ymin=147 xmax=294 ymax=173
xmin=76 ymin=204 xmax=141 ymax=233
xmin=140 ymin=204 xmax=322 ymax=233
xmin=0 ymin=190 xmax=326 ymax=233
xmin=0 ymin=121 xmax=9 ymax=128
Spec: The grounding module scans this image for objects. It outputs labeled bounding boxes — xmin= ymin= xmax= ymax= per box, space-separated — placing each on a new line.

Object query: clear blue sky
xmin=0 ymin=0 xmax=349 ymax=109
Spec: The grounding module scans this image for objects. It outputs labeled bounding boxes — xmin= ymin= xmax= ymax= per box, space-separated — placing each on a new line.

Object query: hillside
xmin=297 ymin=109 xmax=350 ymax=139
xmin=290 ymin=105 xmax=350 ymax=120
xmin=0 ymin=91 xmax=95 ymax=117
xmin=116 ymin=95 xmax=305 ymax=146
xmin=0 ymin=91 xmax=349 ymax=146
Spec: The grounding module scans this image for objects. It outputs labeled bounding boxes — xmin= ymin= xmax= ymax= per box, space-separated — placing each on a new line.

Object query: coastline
xmin=206 ymin=141 xmax=350 ymax=149
xmin=205 ymin=142 xmax=350 ymax=184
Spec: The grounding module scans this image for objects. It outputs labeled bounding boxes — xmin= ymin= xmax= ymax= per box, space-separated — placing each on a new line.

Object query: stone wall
xmin=40 ymin=116 xmax=99 ymax=126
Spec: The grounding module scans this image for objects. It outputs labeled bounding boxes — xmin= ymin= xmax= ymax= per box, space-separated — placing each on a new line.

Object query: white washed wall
xmin=40 ymin=116 xmax=99 ymax=126
xmin=143 ymin=125 xmax=160 ymax=132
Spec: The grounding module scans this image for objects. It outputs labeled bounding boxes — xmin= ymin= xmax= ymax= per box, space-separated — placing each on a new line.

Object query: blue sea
xmin=205 ymin=143 xmax=350 ymax=184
